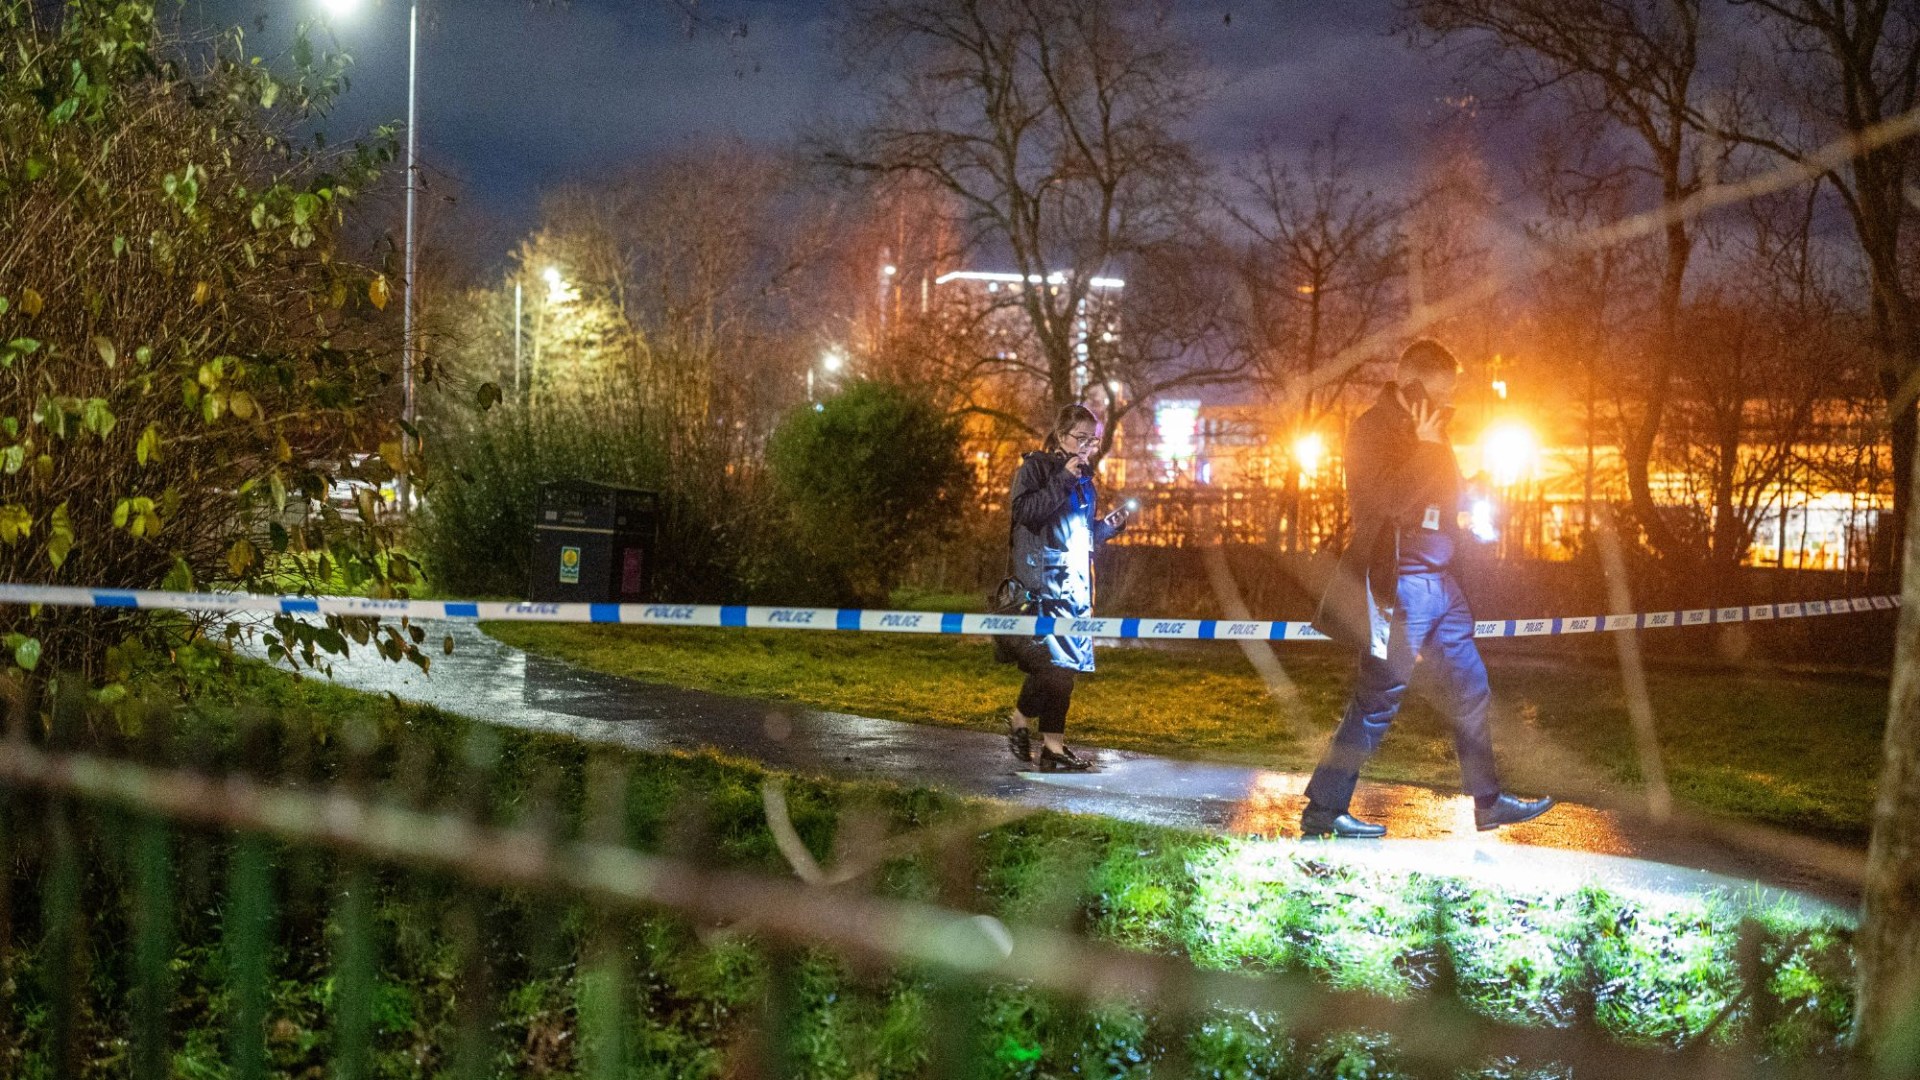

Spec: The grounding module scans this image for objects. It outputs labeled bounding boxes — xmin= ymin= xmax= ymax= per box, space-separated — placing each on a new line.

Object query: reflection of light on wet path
xmin=1033 ymin=758 xmax=1635 ymax=855
xmin=284 ymin=621 xmax=1859 ymax=916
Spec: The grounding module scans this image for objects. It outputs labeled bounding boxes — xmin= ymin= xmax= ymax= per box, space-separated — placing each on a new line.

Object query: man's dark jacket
xmin=1310 ymin=384 xmax=1463 ymax=657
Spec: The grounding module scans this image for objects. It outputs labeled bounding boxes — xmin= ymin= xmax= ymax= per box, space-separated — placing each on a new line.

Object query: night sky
xmin=183 ymin=0 xmax=1477 ymax=250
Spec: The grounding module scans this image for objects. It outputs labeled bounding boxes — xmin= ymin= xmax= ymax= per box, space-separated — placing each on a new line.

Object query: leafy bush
xmin=0 ymin=3 xmax=415 ymax=678
xmin=765 ymin=380 xmax=971 ymax=605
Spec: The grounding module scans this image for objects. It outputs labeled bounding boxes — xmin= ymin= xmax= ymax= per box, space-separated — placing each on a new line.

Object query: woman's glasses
xmin=1063 ymin=430 xmax=1100 ymax=450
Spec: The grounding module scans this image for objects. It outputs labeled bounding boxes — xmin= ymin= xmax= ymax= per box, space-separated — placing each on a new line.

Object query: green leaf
xmin=48 ymin=97 xmax=78 ymax=124
xmin=81 ymin=398 xmax=115 ymax=439
xmin=112 ymin=498 xmax=130 ymax=529
xmin=135 ymin=424 xmax=160 ymax=466
xmin=92 ymin=336 xmax=115 ymax=367
xmin=476 ymin=382 xmax=503 ymax=412
xmin=0 ymin=504 xmax=30 ymax=544
xmin=269 ymin=521 xmax=290 ymax=554
xmin=12 ymin=636 xmax=39 ymax=672
xmin=1 ymin=445 xmax=22 ymax=475
xmin=46 ymin=502 xmax=72 ymax=569
xmin=161 ymin=557 xmax=194 ymax=592
xmin=227 ymin=538 xmax=257 ymax=578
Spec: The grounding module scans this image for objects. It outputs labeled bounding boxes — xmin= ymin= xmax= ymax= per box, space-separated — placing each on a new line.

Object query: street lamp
xmin=1292 ymin=432 xmax=1326 ymax=479
xmin=319 ymin=0 xmax=420 ymax=519
xmin=808 ymin=349 xmax=848 ymax=402
xmin=1481 ymin=421 xmax=1538 ymax=489
xmin=527 ymin=267 xmax=568 ymax=409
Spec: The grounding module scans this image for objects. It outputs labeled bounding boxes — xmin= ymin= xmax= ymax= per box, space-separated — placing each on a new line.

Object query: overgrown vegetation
xmin=0 ymin=665 xmax=1858 ymax=1077
xmin=418 ymin=374 xmax=671 ymax=598
xmin=0 ymin=1 xmax=428 ymax=679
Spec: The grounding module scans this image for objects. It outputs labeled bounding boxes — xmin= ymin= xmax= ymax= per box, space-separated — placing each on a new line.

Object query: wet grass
xmin=3 ymin=665 xmax=1859 ymax=1077
xmin=483 ymin=621 xmax=1890 ymax=840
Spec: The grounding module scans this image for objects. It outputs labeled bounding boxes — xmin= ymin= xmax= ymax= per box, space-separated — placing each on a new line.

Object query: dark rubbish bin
xmin=528 ymin=481 xmax=659 ymax=603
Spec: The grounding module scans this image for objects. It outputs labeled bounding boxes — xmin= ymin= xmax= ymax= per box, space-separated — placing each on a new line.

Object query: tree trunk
xmin=1882 ymin=368 xmax=1916 ymax=582
xmin=1623 ymin=216 xmax=1691 ymax=564
xmin=1857 ymin=423 xmax=1920 ymax=1059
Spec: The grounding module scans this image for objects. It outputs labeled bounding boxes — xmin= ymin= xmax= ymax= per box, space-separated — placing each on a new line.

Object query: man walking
xmin=1302 ymin=339 xmax=1555 ymax=838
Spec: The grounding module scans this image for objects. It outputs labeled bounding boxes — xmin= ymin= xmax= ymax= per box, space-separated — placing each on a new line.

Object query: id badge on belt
xmin=1421 ymin=505 xmax=1442 ymax=531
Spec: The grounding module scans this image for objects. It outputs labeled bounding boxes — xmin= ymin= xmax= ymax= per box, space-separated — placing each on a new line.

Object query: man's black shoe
xmin=1299 ymin=805 xmax=1387 ymax=839
xmin=1475 ymin=793 xmax=1556 ymax=831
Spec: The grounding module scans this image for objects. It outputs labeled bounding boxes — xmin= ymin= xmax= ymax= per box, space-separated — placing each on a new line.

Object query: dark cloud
xmin=182 ymin=0 xmax=1467 ymax=238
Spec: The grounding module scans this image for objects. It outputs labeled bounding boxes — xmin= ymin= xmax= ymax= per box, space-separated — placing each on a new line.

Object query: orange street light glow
xmin=1294 ymin=432 xmax=1326 ymax=477
xmin=1482 ymin=421 xmax=1538 ymax=487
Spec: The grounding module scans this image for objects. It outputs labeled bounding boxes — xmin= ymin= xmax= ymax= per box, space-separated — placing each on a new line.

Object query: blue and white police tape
xmin=0 ymin=582 xmax=1900 ymax=642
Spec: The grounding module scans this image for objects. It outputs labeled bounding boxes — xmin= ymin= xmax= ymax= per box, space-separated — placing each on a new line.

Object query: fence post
xmin=330 ymin=862 xmax=377 ymax=1080
xmin=225 ymin=835 xmax=275 ymax=1080
xmin=40 ymin=796 xmax=81 ymax=1079
xmin=449 ymin=726 xmax=503 ymax=1080
xmin=130 ymin=814 xmax=175 ymax=1080
xmin=578 ymin=758 xmax=632 ymax=1080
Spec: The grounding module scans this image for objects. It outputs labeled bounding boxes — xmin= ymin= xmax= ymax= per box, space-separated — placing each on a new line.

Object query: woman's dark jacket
xmin=1009 ymin=450 xmax=1123 ymax=672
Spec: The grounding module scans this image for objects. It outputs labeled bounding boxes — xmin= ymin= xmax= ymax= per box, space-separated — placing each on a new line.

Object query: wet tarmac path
xmin=308 ymin=623 xmax=1862 ymax=919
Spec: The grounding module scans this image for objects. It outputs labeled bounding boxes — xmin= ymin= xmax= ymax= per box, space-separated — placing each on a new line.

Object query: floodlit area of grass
xmin=4 ymin=666 xmax=1859 ymax=1077
xmin=483 ymin=620 xmax=1890 ymax=839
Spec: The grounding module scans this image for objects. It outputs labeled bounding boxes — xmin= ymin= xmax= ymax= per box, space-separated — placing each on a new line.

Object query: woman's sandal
xmin=1037 ymin=745 xmax=1093 ymax=772
xmin=1006 ymin=720 xmax=1032 ymax=763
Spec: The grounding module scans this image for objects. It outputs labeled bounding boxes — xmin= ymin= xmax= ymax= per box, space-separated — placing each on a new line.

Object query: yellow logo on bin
xmin=559 ymin=545 xmax=582 ymax=585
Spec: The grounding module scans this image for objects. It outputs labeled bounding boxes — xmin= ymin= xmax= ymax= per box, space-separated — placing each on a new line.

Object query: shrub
xmin=765 ymin=380 xmax=971 ymax=605
xmin=0 ymin=3 xmax=414 ymax=678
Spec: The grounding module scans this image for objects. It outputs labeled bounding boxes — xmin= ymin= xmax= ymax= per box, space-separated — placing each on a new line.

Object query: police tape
xmin=0 ymin=582 xmax=1902 ymax=642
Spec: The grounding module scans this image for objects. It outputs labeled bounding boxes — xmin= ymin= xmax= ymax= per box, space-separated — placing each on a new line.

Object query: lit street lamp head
xmin=821 ymin=350 xmax=846 ymax=374
xmin=318 ymin=0 xmax=364 ymax=17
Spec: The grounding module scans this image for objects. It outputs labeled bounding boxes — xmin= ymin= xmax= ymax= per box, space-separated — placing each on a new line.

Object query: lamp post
xmin=320 ymin=0 xmax=420 ymax=519
xmin=809 ymin=348 xmax=847 ymax=403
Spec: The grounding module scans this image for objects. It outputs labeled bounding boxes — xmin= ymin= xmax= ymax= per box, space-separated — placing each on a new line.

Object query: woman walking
xmin=1005 ymin=404 xmax=1131 ymax=771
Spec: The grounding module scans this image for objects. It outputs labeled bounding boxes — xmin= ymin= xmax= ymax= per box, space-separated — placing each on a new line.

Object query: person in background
xmin=1004 ymin=404 xmax=1131 ymax=772
xmin=1302 ymin=339 xmax=1556 ymax=837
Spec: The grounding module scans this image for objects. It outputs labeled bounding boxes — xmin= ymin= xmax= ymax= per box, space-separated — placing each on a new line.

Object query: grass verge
xmin=0 ymin=662 xmax=1857 ymax=1077
xmin=482 ymin=621 xmax=1889 ymax=839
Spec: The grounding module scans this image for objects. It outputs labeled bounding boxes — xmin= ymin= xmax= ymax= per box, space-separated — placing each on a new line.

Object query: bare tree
xmin=1410 ymin=0 xmax=1725 ymax=563
xmin=1706 ymin=0 xmax=1919 ymax=573
xmin=1694 ymin=4 xmax=1920 ymax=1047
xmin=1228 ymin=129 xmax=1403 ymax=552
xmin=823 ymin=0 xmax=1236 ymax=453
xmin=1525 ymin=135 xmax=1646 ymax=546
